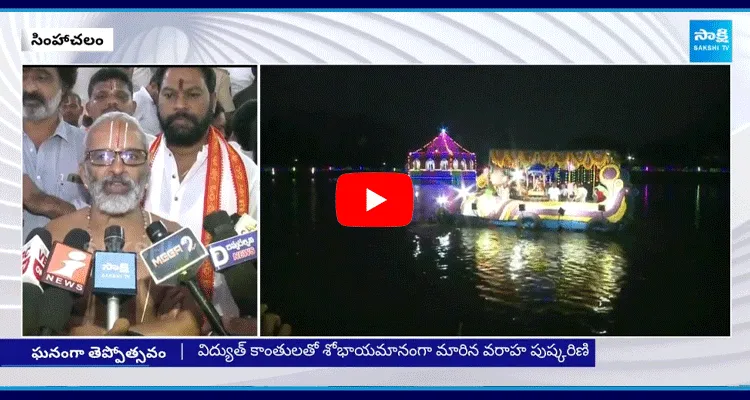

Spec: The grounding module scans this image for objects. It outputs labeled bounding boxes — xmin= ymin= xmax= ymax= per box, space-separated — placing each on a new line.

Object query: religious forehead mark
xmin=178 ymin=78 xmax=184 ymax=91
xmin=103 ymin=120 xmax=133 ymax=149
xmin=114 ymin=121 xmax=121 ymax=149
xmin=108 ymin=120 xmax=114 ymax=149
xmin=123 ymin=122 xmax=131 ymax=149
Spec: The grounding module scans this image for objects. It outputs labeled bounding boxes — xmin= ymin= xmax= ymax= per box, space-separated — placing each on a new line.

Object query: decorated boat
xmin=407 ymin=129 xmax=478 ymax=221
xmin=455 ymin=149 xmax=633 ymax=232
xmin=407 ymin=128 xmax=477 ymax=186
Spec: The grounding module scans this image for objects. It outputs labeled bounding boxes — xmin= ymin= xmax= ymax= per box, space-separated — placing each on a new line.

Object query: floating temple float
xmin=407 ymin=129 xmax=477 ymax=220
xmin=456 ymin=149 xmax=633 ymax=232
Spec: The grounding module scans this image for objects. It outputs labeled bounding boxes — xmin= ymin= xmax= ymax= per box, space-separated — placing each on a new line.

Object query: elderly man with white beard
xmin=45 ymin=112 xmax=202 ymax=336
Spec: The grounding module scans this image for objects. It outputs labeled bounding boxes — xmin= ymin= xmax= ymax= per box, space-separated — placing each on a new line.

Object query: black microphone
xmin=22 ymin=228 xmax=52 ymax=336
xmin=230 ymin=213 xmax=241 ymax=226
xmin=25 ymin=227 xmax=52 ymax=246
xmin=143 ymin=221 xmax=229 ymax=336
xmin=205 ymin=211 xmax=258 ymax=318
xmin=104 ymin=226 xmax=124 ymax=252
xmin=38 ymin=228 xmax=92 ymax=336
xmin=22 ymin=287 xmax=44 ymax=336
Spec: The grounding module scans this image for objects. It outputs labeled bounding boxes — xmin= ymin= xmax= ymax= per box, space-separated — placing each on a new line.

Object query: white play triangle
xmin=366 ymin=188 xmax=386 ymax=212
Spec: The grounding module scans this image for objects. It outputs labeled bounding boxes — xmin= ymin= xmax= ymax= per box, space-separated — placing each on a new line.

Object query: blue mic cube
xmin=92 ymin=251 xmax=138 ymax=296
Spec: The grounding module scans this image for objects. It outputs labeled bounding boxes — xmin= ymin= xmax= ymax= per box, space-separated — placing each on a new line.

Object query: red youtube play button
xmin=336 ymin=172 xmax=414 ymax=227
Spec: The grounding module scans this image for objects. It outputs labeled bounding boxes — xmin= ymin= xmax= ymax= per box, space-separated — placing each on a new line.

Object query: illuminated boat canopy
xmin=489 ymin=149 xmax=621 ymax=170
xmin=408 ymin=128 xmax=477 ymax=172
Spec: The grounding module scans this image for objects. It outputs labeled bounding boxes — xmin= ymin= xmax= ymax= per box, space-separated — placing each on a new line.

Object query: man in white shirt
xmin=229 ymin=67 xmax=255 ymax=99
xmin=131 ymin=67 xmax=153 ymax=94
xmin=575 ymin=185 xmax=588 ymax=202
xmin=547 ymin=185 xmax=561 ymax=202
xmin=22 ymin=67 xmax=90 ymax=240
xmin=133 ymin=73 xmax=162 ymax=137
xmin=214 ymin=68 xmax=236 ymax=117
xmin=144 ymin=67 xmax=259 ymax=327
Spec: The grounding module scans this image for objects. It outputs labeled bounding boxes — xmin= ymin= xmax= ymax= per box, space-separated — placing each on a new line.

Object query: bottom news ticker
xmin=8 ymin=339 xmax=595 ymax=367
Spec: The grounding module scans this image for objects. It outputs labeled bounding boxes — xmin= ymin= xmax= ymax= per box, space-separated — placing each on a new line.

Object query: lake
xmin=260 ymin=172 xmax=730 ymax=337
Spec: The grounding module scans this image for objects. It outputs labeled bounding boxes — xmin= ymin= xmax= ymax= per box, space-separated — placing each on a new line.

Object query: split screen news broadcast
xmin=6 ymin=11 xmax=743 ymax=390
xmin=22 ymin=66 xmax=261 ymax=336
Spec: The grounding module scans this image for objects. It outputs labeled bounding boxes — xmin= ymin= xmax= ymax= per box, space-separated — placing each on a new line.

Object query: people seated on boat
xmin=594 ymin=186 xmax=607 ymax=203
xmin=460 ymin=159 xmax=467 ymax=170
xmin=426 ymin=159 xmax=435 ymax=171
xmin=452 ymin=159 xmax=459 ymax=170
xmin=533 ymin=180 xmax=542 ymax=192
xmin=567 ymin=182 xmax=578 ymax=201
xmin=548 ymin=184 xmax=561 ymax=201
xmin=440 ymin=159 xmax=449 ymax=170
xmin=502 ymin=185 xmax=511 ymax=200
xmin=412 ymin=159 xmax=421 ymax=170
xmin=493 ymin=184 xmax=507 ymax=200
xmin=560 ymin=185 xmax=568 ymax=200
xmin=509 ymin=182 xmax=520 ymax=199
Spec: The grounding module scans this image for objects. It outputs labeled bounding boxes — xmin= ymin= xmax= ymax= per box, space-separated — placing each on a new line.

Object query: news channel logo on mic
xmin=92 ymin=251 xmax=137 ymax=296
xmin=140 ymin=227 xmax=208 ymax=285
xmin=43 ymin=243 xmax=93 ymax=294
xmin=207 ymin=230 xmax=257 ymax=271
xmin=22 ymin=235 xmax=49 ymax=286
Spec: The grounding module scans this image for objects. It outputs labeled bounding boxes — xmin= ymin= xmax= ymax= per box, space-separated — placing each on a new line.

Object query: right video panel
xmin=259 ymin=65 xmax=730 ymax=337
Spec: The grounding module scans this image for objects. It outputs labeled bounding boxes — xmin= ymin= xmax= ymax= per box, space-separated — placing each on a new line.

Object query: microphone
xmin=233 ymin=213 xmax=258 ymax=235
xmin=23 ymin=286 xmax=44 ymax=336
xmin=104 ymin=226 xmax=124 ymax=252
xmin=140 ymin=221 xmax=228 ymax=336
xmin=22 ymin=228 xmax=51 ymax=335
xmin=206 ymin=212 xmax=257 ymax=272
xmin=38 ymin=228 xmax=93 ymax=336
xmin=206 ymin=211 xmax=258 ymax=318
xmin=23 ymin=228 xmax=51 ymax=288
xmin=140 ymin=222 xmax=206 ymax=285
xmin=92 ymin=226 xmax=137 ymax=330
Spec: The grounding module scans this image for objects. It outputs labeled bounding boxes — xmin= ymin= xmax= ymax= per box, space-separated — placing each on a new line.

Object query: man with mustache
xmin=145 ymin=67 xmax=259 ymax=333
xmin=45 ymin=112 xmax=202 ymax=336
xmin=85 ymin=68 xmax=138 ymax=123
xmin=22 ymin=67 xmax=89 ymax=241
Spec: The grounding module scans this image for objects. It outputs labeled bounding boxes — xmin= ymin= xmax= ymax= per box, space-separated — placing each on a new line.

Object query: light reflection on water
xmin=412 ymin=226 xmax=625 ymax=321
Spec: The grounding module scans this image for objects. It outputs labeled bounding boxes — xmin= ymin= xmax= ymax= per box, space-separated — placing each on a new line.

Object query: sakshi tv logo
xmin=690 ymin=20 xmax=732 ymax=63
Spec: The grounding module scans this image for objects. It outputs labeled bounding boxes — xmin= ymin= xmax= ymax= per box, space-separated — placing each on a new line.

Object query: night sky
xmin=260 ymin=66 xmax=729 ymax=168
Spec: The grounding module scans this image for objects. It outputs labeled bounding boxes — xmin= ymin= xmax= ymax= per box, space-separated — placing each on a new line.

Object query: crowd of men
xmin=22 ymin=66 xmax=286 ymax=336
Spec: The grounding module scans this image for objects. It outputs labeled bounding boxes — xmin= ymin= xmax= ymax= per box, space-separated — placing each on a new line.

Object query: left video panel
xmin=22 ymin=66 xmax=259 ymax=337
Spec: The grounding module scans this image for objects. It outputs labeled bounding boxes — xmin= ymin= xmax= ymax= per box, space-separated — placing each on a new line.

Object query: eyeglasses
xmin=86 ymin=149 xmax=148 ymax=166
